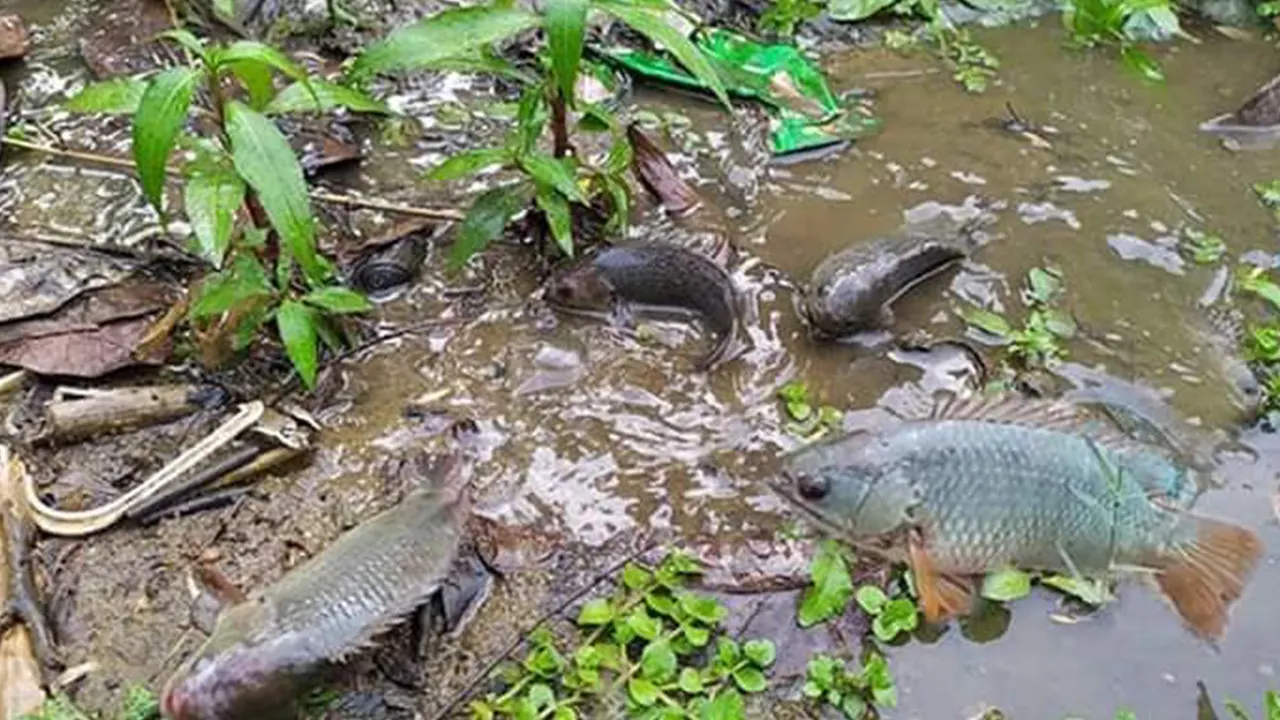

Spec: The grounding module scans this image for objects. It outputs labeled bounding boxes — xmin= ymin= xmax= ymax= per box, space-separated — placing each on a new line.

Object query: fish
xmin=544 ymin=243 xmax=743 ymax=371
xmin=160 ymin=450 xmax=472 ymax=720
xmin=770 ymin=392 xmax=1263 ymax=639
xmin=802 ymin=217 xmax=984 ymax=340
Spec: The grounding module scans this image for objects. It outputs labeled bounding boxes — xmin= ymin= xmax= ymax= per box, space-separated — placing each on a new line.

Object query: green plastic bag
xmin=600 ymin=27 xmax=880 ymax=157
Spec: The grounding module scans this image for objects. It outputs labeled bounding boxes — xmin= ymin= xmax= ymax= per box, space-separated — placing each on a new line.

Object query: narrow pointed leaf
xmin=593 ymin=0 xmax=730 ymax=109
xmin=216 ymin=41 xmax=310 ymax=84
xmin=184 ymin=167 xmax=245 ymax=268
xmin=535 ymin=185 xmax=575 ymax=257
xmin=64 ymin=77 xmax=147 ymax=114
xmin=520 ymin=153 xmax=586 ymax=203
xmin=225 ymin=60 xmax=276 ymax=110
xmin=224 ymin=101 xmax=328 ymax=284
xmin=302 ymin=286 xmax=374 ymax=314
xmin=448 ymin=184 xmax=532 ymax=270
xmin=277 ymin=300 xmax=319 ymax=389
xmin=266 ymin=79 xmax=391 ymax=114
xmin=133 ymin=67 xmax=201 ymax=214
xmin=546 ymin=0 xmax=588 ymax=102
xmin=351 ymin=5 xmax=540 ymax=78
xmin=158 ymin=29 xmax=208 ymax=61
xmin=424 ymin=147 xmax=510 ymax=181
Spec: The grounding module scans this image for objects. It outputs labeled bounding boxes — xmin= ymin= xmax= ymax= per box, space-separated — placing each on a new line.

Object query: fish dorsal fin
xmin=918 ymin=389 xmax=1160 ymax=457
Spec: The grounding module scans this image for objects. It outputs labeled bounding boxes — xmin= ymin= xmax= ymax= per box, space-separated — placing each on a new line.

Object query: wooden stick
xmin=0 ymin=137 xmax=465 ymax=221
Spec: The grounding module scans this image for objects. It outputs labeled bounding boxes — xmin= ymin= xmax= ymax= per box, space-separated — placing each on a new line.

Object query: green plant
xmin=1179 ymin=230 xmax=1226 ymax=265
xmin=777 ymin=381 xmax=844 ymax=440
xmin=797 ymin=539 xmax=855 ymax=628
xmin=1255 ymin=180 xmax=1280 ymax=223
xmin=350 ymin=0 xmax=729 ymax=269
xmin=1062 ymin=0 xmax=1182 ymax=82
xmin=21 ymin=685 xmax=159 ymax=720
xmin=758 ymin=0 xmax=825 ymax=36
xmin=960 ymin=266 xmax=1076 ymax=369
xmin=854 ymin=585 xmax=919 ymax=642
xmin=468 ymin=551 xmax=775 ymax=719
xmin=935 ymin=27 xmax=1000 ymax=93
xmin=803 ymin=652 xmax=897 ymax=719
xmin=64 ymin=31 xmax=386 ymax=388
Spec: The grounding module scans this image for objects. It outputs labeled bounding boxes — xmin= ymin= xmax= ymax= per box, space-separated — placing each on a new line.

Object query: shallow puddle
xmin=1 ymin=2 xmax=1278 ymax=718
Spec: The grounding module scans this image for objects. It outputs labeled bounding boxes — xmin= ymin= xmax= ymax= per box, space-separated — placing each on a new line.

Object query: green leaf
xmin=577 ymin=598 xmax=614 ymax=626
xmin=536 ymin=184 xmax=575 ymax=258
xmin=520 ymin=153 xmax=587 ymax=203
xmin=546 ymin=0 xmax=588 ymax=103
xmin=622 ymin=563 xmax=652 ymax=590
xmin=303 ymin=286 xmax=374 ymax=314
xmin=878 ymin=598 xmax=919 ymax=637
xmin=64 ymin=77 xmax=147 ymax=114
xmin=841 ymin=694 xmax=868 ymax=719
xmin=646 ymin=591 xmax=678 ymax=617
xmin=158 ymin=29 xmax=208 ymax=61
xmin=602 ymin=174 xmax=631 ymax=235
xmin=1119 ymin=45 xmax=1164 ymax=83
xmin=1113 ymin=710 xmax=1137 ymax=720
xmin=715 ymin=638 xmax=740 ymax=667
xmin=673 ymin=667 xmax=702 ymax=695
xmin=1265 ymin=690 xmax=1279 ymax=720
xmin=133 ymin=67 xmax=201 ymax=214
xmin=678 ymin=593 xmax=726 ymax=625
xmin=699 ymin=688 xmax=744 ymax=720
xmin=627 ymin=608 xmax=662 ymax=641
xmin=184 ymin=166 xmax=245 ymax=268
xmin=1040 ymin=574 xmax=1115 ymax=606
xmin=640 ymin=639 xmax=677 ymax=682
xmin=277 ymin=300 xmax=320 ymax=389
xmin=449 ymin=184 xmax=532 ymax=270
xmin=855 ymin=585 xmax=888 ymax=615
xmin=628 ymin=678 xmax=659 ymax=707
xmin=553 ymin=708 xmax=577 ymax=720
xmin=798 ymin=540 xmax=854 ymax=627
xmin=683 ymin=623 xmax=710 ymax=647
xmin=593 ymin=0 xmax=731 ymax=109
xmin=827 ymin=0 xmax=898 ymax=21
xmin=224 ymin=101 xmax=329 ymax=285
xmin=351 ymin=4 xmax=540 ymax=78
xmin=1025 ymin=266 xmax=1062 ymax=305
xmin=742 ymin=639 xmax=776 ymax=668
xmin=731 ymin=666 xmax=767 ymax=694
xmin=191 ymin=255 xmax=273 ymax=319
xmin=960 ymin=306 xmax=1013 ymax=339
xmin=425 ymin=147 xmax=511 ymax=182
xmin=981 ymin=568 xmax=1033 ymax=602
xmin=224 ymin=60 xmax=276 ymax=110
xmin=267 ymin=79 xmax=392 ymax=115
xmin=215 ymin=41 xmax=311 ymax=86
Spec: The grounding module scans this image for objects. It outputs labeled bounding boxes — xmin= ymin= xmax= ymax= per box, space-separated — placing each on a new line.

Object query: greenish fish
xmin=771 ymin=392 xmax=1263 ymax=640
xmin=160 ymin=450 xmax=472 ymax=720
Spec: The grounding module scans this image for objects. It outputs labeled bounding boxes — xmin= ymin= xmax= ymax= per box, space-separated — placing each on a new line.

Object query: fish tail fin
xmin=908 ymin=531 xmax=974 ymax=623
xmin=1153 ymin=516 xmax=1262 ymax=640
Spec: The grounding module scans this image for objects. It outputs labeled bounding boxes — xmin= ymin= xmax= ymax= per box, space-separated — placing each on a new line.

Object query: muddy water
xmin=1 ymin=1 xmax=1279 ymax=718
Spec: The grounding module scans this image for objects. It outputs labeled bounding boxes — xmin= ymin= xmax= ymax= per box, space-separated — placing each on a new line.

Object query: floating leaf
xmin=981 ymin=568 xmax=1032 ymax=602
xmin=960 ymin=306 xmax=1013 ymax=339
xmin=277 ymin=300 xmax=319 ymax=389
xmin=224 ymin=101 xmax=328 ymax=285
xmin=64 ymin=77 xmax=147 ymax=114
xmin=1040 ymin=574 xmax=1114 ymax=606
xmin=133 ymin=67 xmax=201 ymax=214
xmin=352 ymin=5 xmax=540 ymax=78
xmin=798 ymin=540 xmax=854 ymax=627
xmin=545 ymin=0 xmax=588 ymax=102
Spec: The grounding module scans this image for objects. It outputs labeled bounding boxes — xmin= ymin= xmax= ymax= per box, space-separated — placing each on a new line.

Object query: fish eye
xmin=796 ymin=472 xmax=829 ymax=501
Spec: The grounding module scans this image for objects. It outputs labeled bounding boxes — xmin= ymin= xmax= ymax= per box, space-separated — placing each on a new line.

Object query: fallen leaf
xmin=627 ymin=123 xmax=702 ymax=216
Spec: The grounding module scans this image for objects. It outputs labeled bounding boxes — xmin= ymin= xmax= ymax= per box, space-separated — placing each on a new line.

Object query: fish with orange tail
xmin=770 ymin=392 xmax=1263 ymax=640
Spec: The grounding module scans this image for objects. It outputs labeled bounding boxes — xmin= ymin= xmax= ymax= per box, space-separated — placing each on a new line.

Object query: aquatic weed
xmin=854 ymin=585 xmax=919 ymax=642
xmin=960 ymin=265 xmax=1076 ymax=370
xmin=798 ymin=540 xmax=855 ymax=627
xmin=803 ymin=652 xmax=897 ymax=719
xmin=468 ymin=551 xmax=776 ymax=719
xmin=777 ymin=382 xmax=844 ymax=440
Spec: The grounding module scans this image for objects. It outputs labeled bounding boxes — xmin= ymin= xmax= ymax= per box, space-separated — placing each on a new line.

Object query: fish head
xmin=544 ymin=258 xmax=616 ymax=314
xmin=771 ymin=432 xmax=912 ymax=538
xmin=161 ymin=602 xmax=302 ymax=720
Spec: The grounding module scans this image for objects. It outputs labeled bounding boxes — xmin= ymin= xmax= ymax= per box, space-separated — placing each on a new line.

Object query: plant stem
xmin=550 ymin=92 xmax=570 ymax=159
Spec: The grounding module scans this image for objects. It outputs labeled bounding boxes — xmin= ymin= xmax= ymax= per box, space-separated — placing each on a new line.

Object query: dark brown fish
xmin=544 ymin=243 xmax=742 ymax=371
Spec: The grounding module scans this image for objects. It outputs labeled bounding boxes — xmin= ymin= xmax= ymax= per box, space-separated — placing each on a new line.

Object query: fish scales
xmin=775 ymin=394 xmax=1262 ymax=639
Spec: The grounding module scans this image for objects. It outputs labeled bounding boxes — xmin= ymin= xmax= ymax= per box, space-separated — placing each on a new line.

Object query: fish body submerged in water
xmin=544 ymin=243 xmax=742 ymax=370
xmin=773 ymin=393 xmax=1262 ymax=639
xmin=160 ymin=454 xmax=470 ymax=720
xmin=803 ymin=231 xmax=974 ymax=340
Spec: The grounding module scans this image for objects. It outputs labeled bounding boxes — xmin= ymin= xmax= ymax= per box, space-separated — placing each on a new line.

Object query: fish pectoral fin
xmin=907 ymin=531 xmax=974 ymax=623
xmin=1150 ymin=515 xmax=1263 ymax=640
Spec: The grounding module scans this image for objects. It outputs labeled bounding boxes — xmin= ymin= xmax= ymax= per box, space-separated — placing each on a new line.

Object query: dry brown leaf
xmin=0 ymin=314 xmax=168 ymax=378
xmin=627 ymin=124 xmax=702 ymax=216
